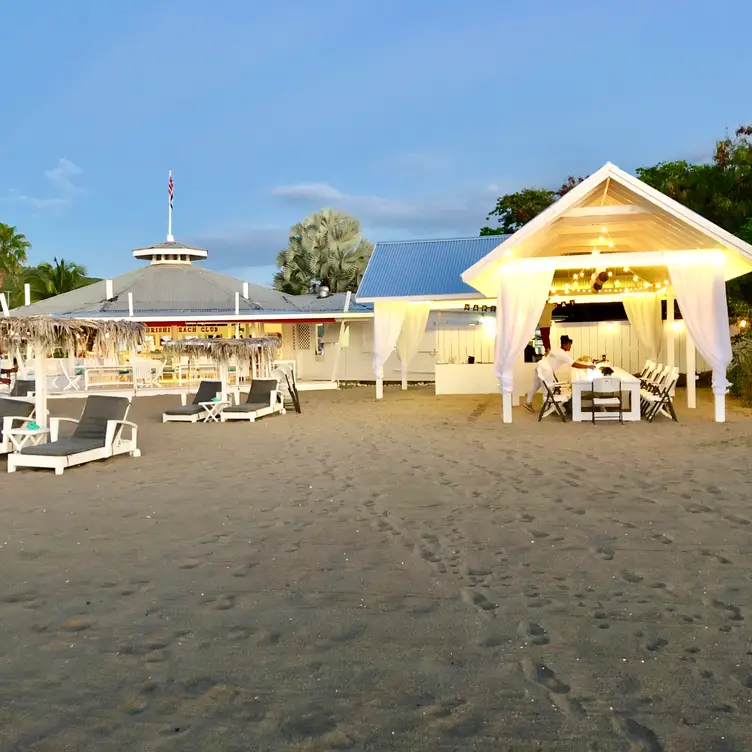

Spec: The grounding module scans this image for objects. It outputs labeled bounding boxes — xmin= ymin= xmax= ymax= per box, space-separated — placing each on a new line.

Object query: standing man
xmin=537 ymin=301 xmax=554 ymax=353
xmin=523 ymin=335 xmax=592 ymax=412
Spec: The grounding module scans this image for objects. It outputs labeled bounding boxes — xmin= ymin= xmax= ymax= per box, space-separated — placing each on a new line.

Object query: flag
xmin=168 ymin=173 xmax=174 ymax=210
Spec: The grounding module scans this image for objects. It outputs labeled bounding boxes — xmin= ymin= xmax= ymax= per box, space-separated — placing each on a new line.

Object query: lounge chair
xmin=162 ymin=380 xmax=222 ymax=423
xmin=7 ymin=395 xmax=140 ymax=475
xmin=221 ymin=378 xmax=286 ymax=423
xmin=10 ymin=379 xmax=35 ymax=397
xmin=0 ymin=397 xmax=37 ymax=455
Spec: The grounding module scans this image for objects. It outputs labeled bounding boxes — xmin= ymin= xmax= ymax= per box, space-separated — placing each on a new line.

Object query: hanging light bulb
xmin=633 ymin=275 xmax=639 ymax=282
xmin=623 ymin=267 xmax=630 ymax=272
xmin=614 ymin=280 xmax=620 ymax=287
xmin=607 ymin=271 xmax=613 ymax=277
xmin=573 ymin=273 xmax=578 ymax=280
xmin=608 ymin=240 xmax=615 ymax=248
xmin=601 ymin=226 xmax=607 ymax=233
xmin=643 ymin=281 xmax=650 ymax=288
xmin=598 ymin=236 xmax=605 ymax=243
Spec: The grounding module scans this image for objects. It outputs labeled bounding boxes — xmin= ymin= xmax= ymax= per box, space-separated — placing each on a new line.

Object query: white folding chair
xmin=642 ymin=367 xmax=679 ymax=422
xmin=537 ymin=365 xmax=571 ymax=422
xmin=588 ymin=377 xmax=623 ymax=423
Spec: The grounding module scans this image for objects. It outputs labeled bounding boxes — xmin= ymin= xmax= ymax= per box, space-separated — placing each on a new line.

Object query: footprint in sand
xmin=645 ymin=637 xmax=669 ymax=653
xmin=59 ymin=615 xmax=95 ymax=633
xmin=622 ymin=570 xmax=644 ymax=584
xmin=701 ymin=549 xmax=731 ymax=565
xmin=707 ymin=598 xmax=743 ymax=621
xmin=176 ymin=558 xmax=202 ymax=570
xmin=521 ymin=659 xmax=585 ymax=717
xmin=460 ymin=588 xmax=497 ymax=615
xmin=517 ymin=621 xmax=550 ymax=646
xmin=651 ymin=534 xmax=673 ymax=545
xmin=413 ymin=542 xmax=447 ymax=574
xmin=593 ymin=545 xmax=615 ymax=561
xmin=612 ymin=714 xmax=664 ymax=751
xmin=724 ymin=514 xmax=751 ymax=526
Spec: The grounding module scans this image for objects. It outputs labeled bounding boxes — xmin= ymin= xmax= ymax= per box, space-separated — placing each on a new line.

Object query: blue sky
xmin=1 ymin=0 xmax=751 ymax=286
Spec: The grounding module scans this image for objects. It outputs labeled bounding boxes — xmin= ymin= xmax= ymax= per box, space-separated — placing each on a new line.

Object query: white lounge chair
xmin=0 ymin=397 xmax=37 ymax=455
xmin=7 ymin=395 xmax=140 ymax=475
xmin=162 ymin=380 xmax=222 ymax=423
xmin=221 ymin=378 xmax=286 ymax=423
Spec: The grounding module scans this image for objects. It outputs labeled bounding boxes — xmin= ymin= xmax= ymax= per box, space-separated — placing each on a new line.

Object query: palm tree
xmin=25 ymin=257 xmax=90 ymax=301
xmin=273 ymin=209 xmax=373 ymax=294
xmin=0 ymin=223 xmax=30 ymax=288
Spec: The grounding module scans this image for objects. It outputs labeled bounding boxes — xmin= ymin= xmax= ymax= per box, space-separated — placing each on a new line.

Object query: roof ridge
xmin=373 ymin=235 xmax=509 ymax=247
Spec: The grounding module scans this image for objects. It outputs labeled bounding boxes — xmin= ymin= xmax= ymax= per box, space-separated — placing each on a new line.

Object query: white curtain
xmin=494 ymin=265 xmax=554 ymax=393
xmin=373 ymin=301 xmax=408 ymax=378
xmin=623 ymin=293 xmax=663 ymax=359
xmin=668 ymin=261 xmax=732 ymax=394
xmin=396 ymin=304 xmax=431 ymax=368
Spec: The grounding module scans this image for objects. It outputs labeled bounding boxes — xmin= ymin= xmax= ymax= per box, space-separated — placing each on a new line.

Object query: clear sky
xmin=1 ymin=0 xmax=751 ymax=285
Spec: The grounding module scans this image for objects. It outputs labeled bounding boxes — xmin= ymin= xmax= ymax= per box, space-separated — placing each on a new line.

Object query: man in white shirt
xmin=523 ymin=335 xmax=593 ymax=412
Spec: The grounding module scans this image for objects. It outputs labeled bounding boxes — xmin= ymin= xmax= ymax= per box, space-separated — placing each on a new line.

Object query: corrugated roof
xmin=9 ymin=264 xmax=372 ymax=317
xmin=357 ymin=236 xmax=509 ymax=299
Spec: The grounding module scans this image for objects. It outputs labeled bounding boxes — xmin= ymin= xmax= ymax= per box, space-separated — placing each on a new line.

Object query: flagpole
xmin=167 ymin=170 xmax=174 ymax=242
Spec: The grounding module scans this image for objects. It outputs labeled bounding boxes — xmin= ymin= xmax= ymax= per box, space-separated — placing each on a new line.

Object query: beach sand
xmin=1 ymin=386 xmax=751 ymax=751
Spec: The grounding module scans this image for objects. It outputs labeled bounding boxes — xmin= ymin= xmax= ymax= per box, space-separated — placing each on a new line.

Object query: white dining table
xmin=570 ymin=365 xmax=641 ymax=422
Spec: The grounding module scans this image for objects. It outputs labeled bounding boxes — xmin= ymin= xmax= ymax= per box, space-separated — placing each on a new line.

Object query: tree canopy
xmin=274 ymin=208 xmax=373 ymax=295
xmin=480 ymin=126 xmax=752 ymax=303
xmin=0 ymin=226 xmax=94 ymax=308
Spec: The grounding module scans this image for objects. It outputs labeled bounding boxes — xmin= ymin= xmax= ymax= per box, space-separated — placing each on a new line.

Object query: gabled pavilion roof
xmin=462 ymin=162 xmax=752 ymax=298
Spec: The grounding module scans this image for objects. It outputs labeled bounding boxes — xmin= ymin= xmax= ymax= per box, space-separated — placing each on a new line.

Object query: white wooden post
xmin=686 ymin=329 xmax=696 ymax=409
xmin=330 ymin=292 xmax=351 ymax=383
xmin=34 ymin=346 xmax=49 ymax=429
xmin=219 ymin=360 xmax=229 ymax=401
xmin=376 ymin=378 xmax=384 ymax=400
xmin=501 ymin=391 xmax=513 ymax=423
xmin=128 ymin=292 xmax=134 ymax=317
xmin=24 ymin=283 xmax=31 ymax=306
xmin=400 ymin=362 xmax=408 ymax=390
xmin=715 ymin=387 xmax=726 ymax=422
xmin=0 ymin=293 xmax=9 ymax=316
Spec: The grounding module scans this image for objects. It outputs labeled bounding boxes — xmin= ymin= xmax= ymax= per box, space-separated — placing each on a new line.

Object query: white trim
xmin=461 ymin=162 xmax=752 ymax=285
xmin=563 ymin=205 xmax=649 ymax=218
xmin=357 ymin=292 xmax=484 ymax=304
xmin=38 ymin=312 xmax=373 ymax=323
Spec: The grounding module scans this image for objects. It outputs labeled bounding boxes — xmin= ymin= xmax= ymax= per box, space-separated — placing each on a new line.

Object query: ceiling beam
xmin=561 ymin=205 xmax=650 ymax=220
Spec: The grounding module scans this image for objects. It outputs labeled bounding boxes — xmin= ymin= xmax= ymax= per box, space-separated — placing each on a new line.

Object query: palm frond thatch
xmin=0 ymin=316 xmax=145 ymax=354
xmin=163 ymin=337 xmax=282 ymax=361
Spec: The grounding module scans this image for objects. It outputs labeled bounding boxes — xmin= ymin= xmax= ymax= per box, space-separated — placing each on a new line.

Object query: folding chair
xmin=587 ymin=377 xmax=623 ymax=423
xmin=642 ymin=367 xmax=679 ymax=422
xmin=537 ymin=365 xmax=570 ymax=423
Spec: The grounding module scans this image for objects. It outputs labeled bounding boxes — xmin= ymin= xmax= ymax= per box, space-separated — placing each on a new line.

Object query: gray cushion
xmin=0 ymin=398 xmax=34 ymax=420
xmin=20 ymin=438 xmax=105 ymax=457
xmin=0 ymin=398 xmax=35 ymax=440
xmin=193 ymin=381 xmax=222 ymax=404
xmin=247 ymin=379 xmax=276 ymax=403
xmin=223 ymin=402 xmax=269 ymax=413
xmin=10 ymin=380 xmax=34 ymax=397
xmin=73 ymin=396 xmax=130 ymax=443
xmin=164 ymin=404 xmax=204 ymax=416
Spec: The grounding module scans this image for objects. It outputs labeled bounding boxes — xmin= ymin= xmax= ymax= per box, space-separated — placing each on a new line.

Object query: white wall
xmin=285 ymin=316 xmax=711 ymax=383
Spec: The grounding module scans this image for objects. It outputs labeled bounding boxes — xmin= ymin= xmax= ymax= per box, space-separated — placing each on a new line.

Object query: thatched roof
xmin=0 ymin=316 xmax=145 ymax=353
xmin=163 ymin=337 xmax=282 ymax=361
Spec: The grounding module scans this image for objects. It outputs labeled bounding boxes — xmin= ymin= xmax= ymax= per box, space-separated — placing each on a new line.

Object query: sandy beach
xmin=1 ymin=386 xmax=751 ymax=751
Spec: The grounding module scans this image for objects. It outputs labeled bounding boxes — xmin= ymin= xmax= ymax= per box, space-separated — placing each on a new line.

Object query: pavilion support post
xmin=715 ymin=391 xmax=726 ymax=423
xmin=400 ymin=362 xmax=408 ymax=390
xmin=501 ymin=391 xmax=513 ymax=423
xmin=376 ymin=378 xmax=384 ymax=400
xmin=219 ymin=361 xmax=229 ymax=401
xmin=330 ymin=321 xmax=347 ymax=382
xmin=34 ymin=346 xmax=49 ymax=429
xmin=686 ymin=330 xmax=697 ymax=409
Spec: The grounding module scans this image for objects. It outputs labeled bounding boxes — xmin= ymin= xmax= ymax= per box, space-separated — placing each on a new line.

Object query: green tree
xmin=480 ymin=177 xmax=587 ymax=235
xmin=274 ymin=209 xmax=373 ymax=294
xmin=0 ymin=223 xmax=30 ymax=288
xmin=25 ymin=257 xmax=90 ymax=301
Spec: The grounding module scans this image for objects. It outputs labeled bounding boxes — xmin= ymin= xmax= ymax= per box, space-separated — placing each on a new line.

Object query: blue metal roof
xmin=357 ymin=235 xmax=509 ymax=299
